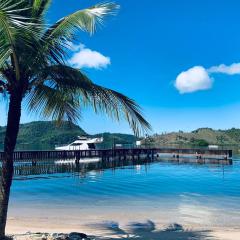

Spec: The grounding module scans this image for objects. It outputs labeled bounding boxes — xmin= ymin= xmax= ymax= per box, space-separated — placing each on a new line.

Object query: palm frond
xmin=31 ymin=0 xmax=52 ymax=18
xmin=88 ymin=85 xmax=151 ymax=136
xmin=0 ymin=0 xmax=22 ymax=80
xmin=39 ymin=2 xmax=119 ymax=64
xmin=0 ymin=1 xmax=150 ymax=136
xmin=0 ymin=0 xmax=43 ymax=80
xmin=27 ymin=83 xmax=81 ymax=123
xmin=0 ymin=47 xmax=11 ymax=69
xmin=29 ymin=65 xmax=151 ymax=136
xmin=45 ymin=2 xmax=118 ymax=37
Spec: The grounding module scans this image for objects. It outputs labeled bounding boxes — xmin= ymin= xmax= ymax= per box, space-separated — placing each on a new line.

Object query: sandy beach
xmin=6 ymin=209 xmax=240 ymax=240
xmin=7 ymin=219 xmax=240 ymax=240
xmin=7 ymin=160 xmax=240 ymax=240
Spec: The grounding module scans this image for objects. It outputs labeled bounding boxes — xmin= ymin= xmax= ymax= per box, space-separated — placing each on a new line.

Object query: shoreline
xmin=7 ymin=197 xmax=240 ymax=239
xmin=8 ymin=222 xmax=240 ymax=240
xmin=6 ymin=212 xmax=240 ymax=239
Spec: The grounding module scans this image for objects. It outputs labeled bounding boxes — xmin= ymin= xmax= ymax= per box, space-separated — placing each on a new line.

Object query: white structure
xmin=208 ymin=145 xmax=219 ymax=150
xmin=55 ymin=158 xmax=100 ymax=164
xmin=136 ymin=140 xmax=142 ymax=147
xmin=55 ymin=136 xmax=103 ymax=151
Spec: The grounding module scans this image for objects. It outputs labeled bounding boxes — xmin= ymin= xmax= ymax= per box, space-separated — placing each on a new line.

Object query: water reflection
xmin=12 ymin=158 xmax=154 ymax=179
xmin=8 ymin=156 xmax=240 ymax=232
xmin=8 ymin=157 xmax=231 ymax=179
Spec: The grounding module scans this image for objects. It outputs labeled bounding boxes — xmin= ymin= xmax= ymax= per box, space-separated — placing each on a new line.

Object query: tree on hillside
xmin=0 ymin=0 xmax=151 ymax=238
xmin=216 ymin=135 xmax=226 ymax=149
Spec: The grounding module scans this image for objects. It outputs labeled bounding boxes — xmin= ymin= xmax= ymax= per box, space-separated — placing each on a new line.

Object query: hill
xmin=0 ymin=121 xmax=86 ymax=150
xmin=147 ymin=128 xmax=240 ymax=147
xmin=0 ymin=122 xmax=240 ymax=150
xmin=0 ymin=121 xmax=137 ymax=150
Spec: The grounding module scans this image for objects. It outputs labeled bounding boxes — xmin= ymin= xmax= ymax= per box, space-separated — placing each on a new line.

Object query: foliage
xmin=148 ymin=127 xmax=240 ymax=147
xmin=224 ymin=128 xmax=240 ymax=143
xmin=0 ymin=0 xmax=151 ymax=136
xmin=0 ymin=121 xmax=137 ymax=150
xmin=0 ymin=122 xmax=240 ymax=150
xmin=190 ymin=138 xmax=209 ymax=147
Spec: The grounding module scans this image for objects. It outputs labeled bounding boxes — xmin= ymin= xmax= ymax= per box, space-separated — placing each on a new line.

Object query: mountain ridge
xmin=0 ymin=121 xmax=240 ymax=150
xmin=0 ymin=121 xmax=137 ymax=150
xmin=148 ymin=127 xmax=240 ymax=147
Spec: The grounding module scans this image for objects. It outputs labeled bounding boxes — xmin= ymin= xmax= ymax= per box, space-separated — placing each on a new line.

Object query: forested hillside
xmin=0 ymin=121 xmax=137 ymax=150
xmin=0 ymin=122 xmax=240 ymax=150
xmin=148 ymin=128 xmax=240 ymax=147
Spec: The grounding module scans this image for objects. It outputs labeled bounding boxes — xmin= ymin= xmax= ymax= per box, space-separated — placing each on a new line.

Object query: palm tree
xmin=0 ymin=0 xmax=150 ymax=238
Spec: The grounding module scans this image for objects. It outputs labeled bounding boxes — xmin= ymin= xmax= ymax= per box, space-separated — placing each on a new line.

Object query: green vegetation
xmin=223 ymin=128 xmax=240 ymax=143
xmin=190 ymin=138 xmax=209 ymax=147
xmin=16 ymin=121 xmax=86 ymax=150
xmin=145 ymin=128 xmax=240 ymax=147
xmin=0 ymin=121 xmax=137 ymax=150
xmin=1 ymin=122 xmax=239 ymax=150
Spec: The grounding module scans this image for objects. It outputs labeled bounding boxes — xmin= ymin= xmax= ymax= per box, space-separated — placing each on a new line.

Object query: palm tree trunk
xmin=0 ymin=91 xmax=22 ymax=238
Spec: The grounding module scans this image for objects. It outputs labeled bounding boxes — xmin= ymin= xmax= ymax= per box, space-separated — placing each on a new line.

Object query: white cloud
xmin=175 ymin=62 xmax=240 ymax=94
xmin=208 ymin=63 xmax=240 ymax=75
xmin=175 ymin=66 xmax=213 ymax=94
xmin=69 ymin=44 xmax=111 ymax=69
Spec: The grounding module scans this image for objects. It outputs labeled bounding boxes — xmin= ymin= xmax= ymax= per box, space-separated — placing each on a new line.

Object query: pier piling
xmin=0 ymin=148 xmax=232 ymax=164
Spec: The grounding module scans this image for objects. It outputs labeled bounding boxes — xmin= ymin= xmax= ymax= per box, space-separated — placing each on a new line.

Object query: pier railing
xmin=0 ymin=148 xmax=232 ymax=162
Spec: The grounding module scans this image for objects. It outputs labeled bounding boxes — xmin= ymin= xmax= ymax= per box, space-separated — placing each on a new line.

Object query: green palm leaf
xmin=40 ymin=2 xmax=119 ymax=64
xmin=27 ymin=83 xmax=81 ymax=123
xmin=45 ymin=2 xmax=119 ymax=37
xmin=28 ymin=65 xmax=151 ymax=135
xmin=1 ymin=0 xmax=151 ymax=136
xmin=31 ymin=0 xmax=52 ymax=18
xmin=0 ymin=0 xmax=42 ymax=79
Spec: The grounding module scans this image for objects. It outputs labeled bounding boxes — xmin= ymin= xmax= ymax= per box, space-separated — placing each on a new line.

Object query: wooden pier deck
xmin=0 ymin=148 xmax=232 ymax=163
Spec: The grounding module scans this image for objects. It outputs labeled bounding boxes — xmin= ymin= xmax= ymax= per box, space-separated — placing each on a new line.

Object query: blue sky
xmin=2 ymin=0 xmax=240 ymax=134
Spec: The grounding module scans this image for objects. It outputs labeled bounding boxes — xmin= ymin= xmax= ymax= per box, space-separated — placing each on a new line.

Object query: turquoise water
xmin=8 ymin=156 xmax=240 ymax=229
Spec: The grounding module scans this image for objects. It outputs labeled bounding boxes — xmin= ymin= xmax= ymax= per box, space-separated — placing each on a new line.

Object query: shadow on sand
xmin=87 ymin=220 xmax=216 ymax=240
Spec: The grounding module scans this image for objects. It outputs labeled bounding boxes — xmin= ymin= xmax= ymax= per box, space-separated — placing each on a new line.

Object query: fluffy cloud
xmin=175 ymin=62 xmax=240 ymax=94
xmin=69 ymin=44 xmax=111 ymax=69
xmin=175 ymin=66 xmax=213 ymax=94
xmin=208 ymin=63 xmax=240 ymax=75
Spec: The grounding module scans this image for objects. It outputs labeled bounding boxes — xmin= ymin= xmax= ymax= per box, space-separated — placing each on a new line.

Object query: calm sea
xmin=7 ymin=154 xmax=240 ymax=230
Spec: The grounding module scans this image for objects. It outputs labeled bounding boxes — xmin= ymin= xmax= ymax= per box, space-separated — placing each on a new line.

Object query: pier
xmin=0 ymin=148 xmax=232 ymax=163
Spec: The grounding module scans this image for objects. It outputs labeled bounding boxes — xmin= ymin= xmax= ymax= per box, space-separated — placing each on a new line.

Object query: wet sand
xmin=7 ymin=221 xmax=240 ymax=240
xmin=6 ymin=207 xmax=240 ymax=240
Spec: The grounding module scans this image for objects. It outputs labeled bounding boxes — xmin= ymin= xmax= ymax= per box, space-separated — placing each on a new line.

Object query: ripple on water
xmin=8 ymin=157 xmax=240 ymax=227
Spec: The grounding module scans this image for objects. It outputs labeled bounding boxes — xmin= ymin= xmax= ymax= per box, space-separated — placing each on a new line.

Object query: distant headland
xmin=0 ymin=121 xmax=239 ymax=150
